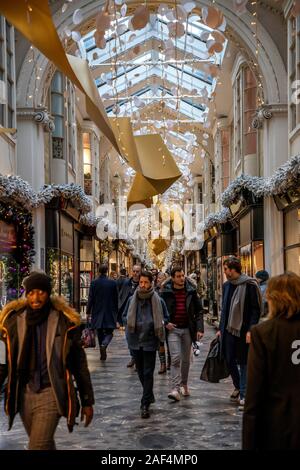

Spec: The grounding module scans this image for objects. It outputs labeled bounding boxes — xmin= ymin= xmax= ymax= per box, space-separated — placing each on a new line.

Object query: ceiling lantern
xmin=131 ymin=5 xmax=150 ymax=30
xmin=201 ymin=6 xmax=224 ymax=29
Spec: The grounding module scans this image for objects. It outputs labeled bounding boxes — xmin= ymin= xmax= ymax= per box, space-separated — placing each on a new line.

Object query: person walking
xmin=217 ymin=257 xmax=262 ymax=410
xmin=116 ymin=268 xmax=128 ymax=328
xmin=255 ymin=270 xmax=269 ymax=317
xmin=243 ymin=272 xmax=300 ymax=450
xmin=0 ymin=271 xmax=94 ymax=450
xmin=86 ymin=264 xmax=118 ymax=361
xmin=118 ymin=265 xmax=141 ymax=367
xmin=123 ymin=271 xmax=169 ymax=418
xmin=155 ymin=272 xmax=170 ymax=374
xmin=160 ymin=266 xmax=204 ymax=401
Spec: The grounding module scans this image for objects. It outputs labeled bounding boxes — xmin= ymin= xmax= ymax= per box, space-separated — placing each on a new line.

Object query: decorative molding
xmin=252 ymin=104 xmax=288 ymax=129
xmin=17 ymin=107 xmax=55 ymax=132
xmin=34 ymin=109 xmax=55 ymax=132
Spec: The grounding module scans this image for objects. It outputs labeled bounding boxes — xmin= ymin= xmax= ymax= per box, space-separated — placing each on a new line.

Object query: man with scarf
xmin=0 ymin=271 xmax=94 ymax=450
xmin=123 ymin=271 xmax=169 ymax=419
xmin=217 ymin=257 xmax=262 ymax=410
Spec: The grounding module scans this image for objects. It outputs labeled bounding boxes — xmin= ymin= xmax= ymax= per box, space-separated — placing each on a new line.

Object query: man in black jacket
xmin=0 ymin=271 xmax=94 ymax=450
xmin=86 ymin=264 xmax=118 ymax=361
xmin=160 ymin=266 xmax=204 ymax=401
xmin=217 ymin=257 xmax=261 ymax=410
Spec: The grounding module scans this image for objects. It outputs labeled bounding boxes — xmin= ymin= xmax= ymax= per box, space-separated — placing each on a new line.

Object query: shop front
xmin=0 ymin=203 xmax=35 ymax=307
xmin=274 ymin=188 xmax=300 ymax=275
xmin=205 ymin=229 xmax=218 ymax=323
xmin=80 ymin=233 xmax=101 ymax=319
xmin=238 ymin=205 xmax=264 ymax=276
xmin=216 ymin=221 xmax=238 ymax=320
xmin=46 ymin=198 xmax=81 ymax=310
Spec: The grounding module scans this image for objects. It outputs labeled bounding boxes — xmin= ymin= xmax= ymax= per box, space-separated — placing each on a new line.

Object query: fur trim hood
xmin=0 ymin=295 xmax=81 ymax=331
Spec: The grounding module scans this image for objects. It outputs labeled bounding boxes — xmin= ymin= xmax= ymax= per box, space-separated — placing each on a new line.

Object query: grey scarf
xmin=127 ymin=286 xmax=165 ymax=342
xmin=226 ymin=274 xmax=262 ymax=337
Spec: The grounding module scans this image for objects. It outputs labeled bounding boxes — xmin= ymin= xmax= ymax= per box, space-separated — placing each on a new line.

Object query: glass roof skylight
xmin=79 ymin=11 xmax=227 ymax=123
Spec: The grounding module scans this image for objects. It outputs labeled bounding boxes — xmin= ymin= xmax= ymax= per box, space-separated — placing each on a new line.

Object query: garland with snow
xmin=0 ymin=174 xmax=38 ymax=210
xmin=38 ymin=183 xmax=92 ymax=214
xmin=221 ymin=155 xmax=300 ymax=207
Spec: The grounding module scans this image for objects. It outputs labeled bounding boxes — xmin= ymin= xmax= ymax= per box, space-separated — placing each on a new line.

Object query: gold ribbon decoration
xmin=0 ymin=0 xmax=120 ymax=153
xmin=127 ymin=134 xmax=181 ymax=205
xmin=149 ymin=238 xmax=169 ymax=256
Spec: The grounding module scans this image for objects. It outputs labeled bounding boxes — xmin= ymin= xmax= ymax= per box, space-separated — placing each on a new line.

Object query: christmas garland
xmin=0 ymin=174 xmax=37 ymax=210
xmin=221 ymin=155 xmax=300 ymax=207
xmin=38 ymin=183 xmax=92 ymax=215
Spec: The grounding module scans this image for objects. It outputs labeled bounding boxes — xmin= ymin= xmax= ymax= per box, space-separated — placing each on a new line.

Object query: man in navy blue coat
xmin=86 ymin=264 xmax=118 ymax=361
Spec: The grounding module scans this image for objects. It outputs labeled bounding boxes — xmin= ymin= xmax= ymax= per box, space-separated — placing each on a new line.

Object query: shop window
xmin=197 ymin=182 xmax=203 ymax=204
xmin=243 ymin=67 xmax=257 ymax=156
xmin=83 ymin=132 xmax=93 ymax=195
xmin=284 ymin=207 xmax=300 ymax=246
xmin=285 ymin=246 xmax=300 ymax=275
xmin=66 ymin=80 xmax=76 ymax=169
xmin=288 ymin=17 xmax=300 ymax=131
xmin=210 ymin=162 xmax=215 ymax=204
xmin=221 ymin=129 xmax=230 ymax=190
xmin=284 ymin=208 xmax=300 ymax=274
xmin=240 ymin=244 xmax=252 ymax=276
xmin=0 ymin=18 xmax=15 ymax=129
xmin=234 ymin=71 xmax=242 ymax=168
xmin=51 ymin=71 xmax=64 ymax=159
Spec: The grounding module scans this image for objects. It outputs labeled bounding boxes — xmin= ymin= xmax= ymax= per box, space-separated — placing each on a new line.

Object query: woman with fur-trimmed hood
xmin=0 ymin=271 xmax=94 ymax=450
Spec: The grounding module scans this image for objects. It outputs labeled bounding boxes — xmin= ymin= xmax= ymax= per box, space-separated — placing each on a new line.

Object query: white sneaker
xmin=238 ymin=398 xmax=245 ymax=411
xmin=168 ymin=390 xmax=181 ymax=401
xmin=180 ymin=386 xmax=190 ymax=397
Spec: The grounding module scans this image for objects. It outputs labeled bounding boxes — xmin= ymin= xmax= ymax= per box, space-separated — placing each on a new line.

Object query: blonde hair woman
xmin=243 ymin=272 xmax=300 ymax=450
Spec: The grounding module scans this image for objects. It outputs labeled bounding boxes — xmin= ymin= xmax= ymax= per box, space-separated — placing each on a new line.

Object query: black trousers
xmin=131 ymin=348 xmax=156 ymax=408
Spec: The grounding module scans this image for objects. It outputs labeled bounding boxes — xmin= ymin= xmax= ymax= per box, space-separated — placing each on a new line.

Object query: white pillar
xmin=16 ymin=107 xmax=53 ymax=270
xmin=254 ymin=104 xmax=288 ymax=276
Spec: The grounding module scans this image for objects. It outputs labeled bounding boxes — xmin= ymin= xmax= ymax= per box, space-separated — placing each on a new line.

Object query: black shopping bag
xmin=200 ymin=337 xmax=230 ymax=383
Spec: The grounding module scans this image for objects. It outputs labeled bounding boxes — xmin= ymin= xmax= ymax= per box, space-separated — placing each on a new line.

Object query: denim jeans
xmin=223 ymin=331 xmax=247 ymax=399
xmin=131 ymin=348 xmax=156 ymax=407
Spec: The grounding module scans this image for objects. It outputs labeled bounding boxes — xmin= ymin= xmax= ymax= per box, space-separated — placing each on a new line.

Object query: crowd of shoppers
xmin=1 ymin=260 xmax=299 ymax=450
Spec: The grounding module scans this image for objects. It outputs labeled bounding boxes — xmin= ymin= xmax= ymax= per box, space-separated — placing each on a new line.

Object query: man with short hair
xmin=118 ymin=265 xmax=142 ymax=367
xmin=86 ymin=264 xmax=118 ymax=361
xmin=123 ymin=271 xmax=169 ymax=418
xmin=0 ymin=271 xmax=94 ymax=450
xmin=217 ymin=257 xmax=262 ymax=410
xmin=160 ymin=267 xmax=204 ymax=401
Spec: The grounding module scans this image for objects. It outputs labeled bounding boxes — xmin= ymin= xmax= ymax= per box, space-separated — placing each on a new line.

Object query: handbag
xmin=200 ymin=337 xmax=230 ymax=383
xmin=81 ymin=315 xmax=96 ymax=348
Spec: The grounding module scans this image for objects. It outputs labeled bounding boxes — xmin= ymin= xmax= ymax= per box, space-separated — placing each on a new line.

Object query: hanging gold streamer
xmin=0 ymin=0 xmax=120 ymax=153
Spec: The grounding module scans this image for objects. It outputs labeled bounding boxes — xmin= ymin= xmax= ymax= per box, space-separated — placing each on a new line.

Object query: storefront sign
xmin=60 ymin=215 xmax=73 ymax=254
xmin=0 ymin=220 xmax=16 ymax=253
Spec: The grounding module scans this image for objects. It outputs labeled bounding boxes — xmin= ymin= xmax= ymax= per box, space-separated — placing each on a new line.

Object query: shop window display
xmin=240 ymin=241 xmax=264 ymax=277
xmin=0 ymin=205 xmax=35 ymax=302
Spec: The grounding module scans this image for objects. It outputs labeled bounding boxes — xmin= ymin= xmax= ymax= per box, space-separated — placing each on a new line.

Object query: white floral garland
xmin=0 ymin=174 xmax=38 ymax=210
xmin=0 ymin=176 xmax=93 ymax=216
xmin=221 ymin=155 xmax=300 ymax=207
xmin=38 ymin=183 xmax=92 ymax=214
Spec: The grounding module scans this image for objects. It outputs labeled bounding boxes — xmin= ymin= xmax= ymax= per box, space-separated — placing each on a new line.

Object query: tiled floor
xmin=0 ymin=322 xmax=242 ymax=450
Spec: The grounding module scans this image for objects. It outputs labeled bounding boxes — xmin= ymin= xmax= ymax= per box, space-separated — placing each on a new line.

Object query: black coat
xmin=118 ymin=278 xmax=138 ymax=315
xmin=243 ymin=313 xmax=300 ymax=450
xmin=220 ymin=281 xmax=261 ymax=364
xmin=160 ymin=279 xmax=204 ymax=341
xmin=86 ymin=275 xmax=118 ymax=329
